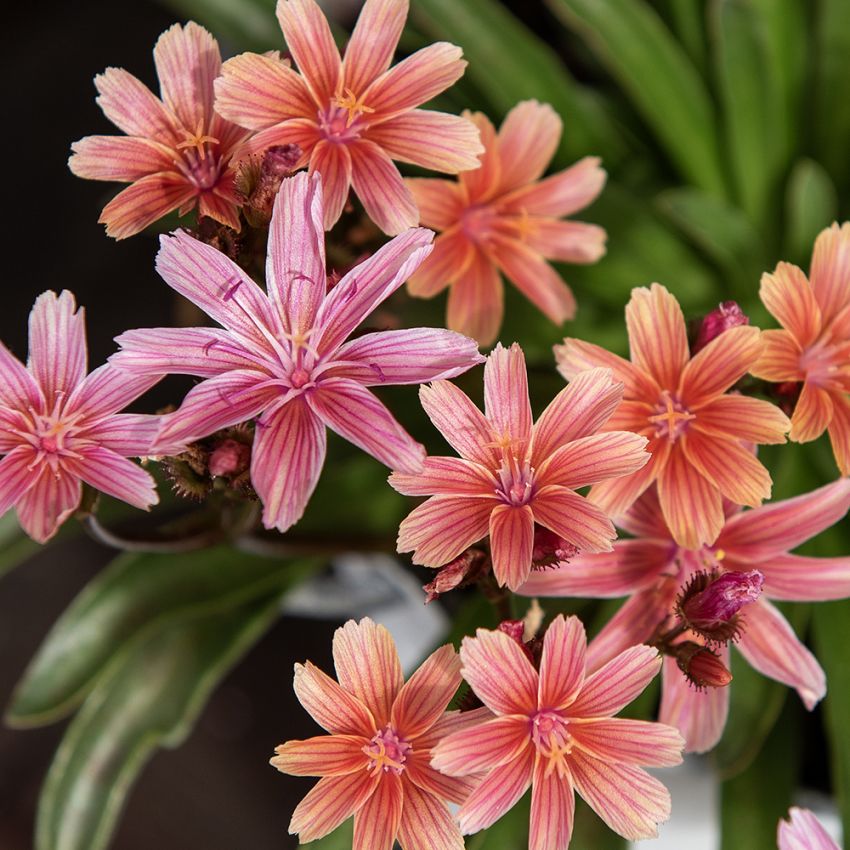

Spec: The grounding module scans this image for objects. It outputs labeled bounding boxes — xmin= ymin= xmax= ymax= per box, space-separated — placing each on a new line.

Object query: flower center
xmin=175 ymin=120 xmax=222 ymax=190
xmin=648 ymin=391 xmax=695 ymax=442
xmin=320 ymin=100 xmax=367 ymax=143
xmin=799 ymin=337 xmax=850 ymax=392
xmin=363 ymin=726 xmax=411 ymax=775
xmin=495 ymin=451 xmax=534 ymax=506
xmin=530 ymin=710 xmax=572 ymax=778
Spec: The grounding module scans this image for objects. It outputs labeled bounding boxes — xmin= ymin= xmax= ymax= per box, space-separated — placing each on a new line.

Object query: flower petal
xmin=397 ymin=780 xmax=465 ymax=850
xmin=293 ymin=660 xmax=376 ymax=736
xmin=405 ymin=752 xmax=480 ymax=805
xmin=66 ymin=447 xmax=157 ymax=510
xmin=277 ymin=0 xmax=341 ymax=104
xmin=0 ymin=343 xmax=42 ymax=410
xmin=736 ymin=599 xmax=826 ymax=709
xmin=484 ymin=342 xmax=532 ymax=443
xmin=459 ymin=111 xmax=500 ymax=203
xmin=333 ymin=617 xmax=404 ymax=729
xmin=692 ymin=394 xmax=791 ymax=444
xmin=571 ymin=718 xmax=683 ymax=767
xmin=500 ymin=156 xmax=607 ymax=217
xmin=288 ymin=771 xmax=378 ymax=842
xmin=406 ymin=178 xmax=467 ymax=231
xmin=239 ymin=117 xmax=320 ymax=159
xmin=397 ymin=495 xmax=493 ymax=566
xmin=828 ymin=392 xmax=850 ymax=475
xmin=554 ymin=338 xmax=659 ymax=398
xmin=525 ymin=218 xmax=607 ymax=264
xmin=93 ymin=67 xmax=177 ymax=140
xmin=68 ymin=135 xmax=176 ymax=182
xmin=446 ymin=249 xmax=504 ymax=346
xmin=760 ymin=262 xmax=822 ymax=347
xmin=809 ymin=221 xmax=850 ymax=325
xmin=496 ymin=100 xmax=561 ymax=192
xmin=679 ymin=325 xmax=763 ymax=407
xmin=431 ymin=715 xmax=530 ymax=776
xmin=65 ymin=364 xmax=161 ymax=421
xmin=315 ymin=227 xmax=433 ymax=352
xmin=388 ymin=456 xmax=497 ymax=497
xmin=659 ymin=653 xmax=729 ymax=754
xmin=530 ymin=754 xmax=575 ymax=850
xmin=750 ymin=328 xmax=804 ymax=382
xmin=460 ymin=627 xmax=539 ymax=716
xmin=391 ymin=644 xmax=461 ymax=740
xmin=539 ymin=614 xmax=586 ymax=711
xmin=342 ymin=0 xmax=408 ymax=93
xmin=309 ymin=377 xmax=424 ymax=472
xmin=568 ymin=750 xmax=671 ymax=841
xmin=568 ymin=644 xmax=661 ymax=718
xmin=349 ymin=139 xmax=418 ymax=236
xmin=0 ymin=447 xmax=39 ymax=517
xmin=309 ymin=139 xmax=353 ymax=229
xmin=15 ymin=465 xmax=81 ymax=544
xmin=215 ymin=51 xmax=314 ymax=129
xmin=331 ymin=327 xmax=484 ymax=386
xmin=76 ymin=413 xmax=160 ymax=457
xmin=778 ymin=807 xmax=842 ymax=850
xmin=406 ymin=228 xmax=474 ymax=298
xmin=489 ymin=503 xmax=535 ymax=591
xmin=532 ymin=485 xmax=617 ymax=554
xmin=755 ymin=554 xmax=850 ymax=601
xmin=790 ymin=382 xmax=834 ymax=442
xmin=353 ymin=772 xmax=403 ymax=850
xmin=625 ymin=284 xmax=688 ymax=391
xmin=367 ymin=110 xmax=483 ymax=172
xmin=271 ymin=734 xmax=368 ymax=776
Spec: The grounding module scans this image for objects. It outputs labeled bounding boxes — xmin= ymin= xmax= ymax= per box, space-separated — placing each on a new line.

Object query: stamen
xmin=176 ymin=119 xmax=220 ymax=160
xmin=332 ymin=88 xmax=375 ymax=127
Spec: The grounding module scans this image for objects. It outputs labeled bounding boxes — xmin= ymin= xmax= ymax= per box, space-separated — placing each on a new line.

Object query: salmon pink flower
xmin=431 ymin=615 xmax=683 ymax=848
xmin=778 ymin=808 xmax=841 ymax=850
xmin=0 ymin=291 xmax=161 ymax=542
xmin=271 ymin=617 xmax=486 ymax=850
xmin=213 ymin=0 xmax=483 ymax=235
xmin=390 ymin=343 xmax=650 ymax=591
xmin=556 ymin=283 xmax=791 ymax=548
xmin=406 ymin=100 xmax=607 ymax=345
xmin=518 ymin=480 xmax=850 ymax=752
xmin=751 ymin=222 xmax=850 ymax=474
xmin=69 ymin=23 xmax=251 ymax=239
xmin=111 ymin=172 xmax=483 ymax=533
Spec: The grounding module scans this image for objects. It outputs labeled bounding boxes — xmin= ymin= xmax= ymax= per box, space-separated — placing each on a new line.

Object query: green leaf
xmin=7 ymin=547 xmax=316 ymax=727
xmin=813 ymin=598 xmax=850 ymax=843
xmin=710 ymin=0 xmax=786 ymax=229
xmin=662 ymin=0 xmax=708 ymax=73
xmin=35 ymin=593 xmax=283 ymax=850
xmin=0 ymin=512 xmax=39 ymax=581
xmin=409 ymin=0 xmax=627 ymax=166
xmin=719 ymin=698 xmax=801 ymax=849
xmin=784 ymin=158 xmax=839 ymax=266
xmin=547 ymin=0 xmax=727 ymax=195
xmin=160 ymin=0 xmax=279 ymax=52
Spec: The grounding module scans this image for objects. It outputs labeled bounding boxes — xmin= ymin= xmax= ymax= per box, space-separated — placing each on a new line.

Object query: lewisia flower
xmin=213 ymin=0 xmax=483 ymax=235
xmin=751 ymin=222 xmax=850 ymax=474
xmin=406 ymin=100 xmax=607 ymax=345
xmin=556 ymin=283 xmax=791 ymax=549
xmin=391 ymin=343 xmax=649 ymax=591
xmin=778 ymin=808 xmax=841 ymax=850
xmin=69 ymin=23 xmax=251 ymax=239
xmin=431 ymin=615 xmax=683 ymax=848
xmin=112 ymin=172 xmax=483 ymax=533
xmin=272 ymin=618 xmax=485 ymax=850
xmin=0 ymin=291 xmax=160 ymax=542
xmin=518 ymin=480 xmax=850 ymax=752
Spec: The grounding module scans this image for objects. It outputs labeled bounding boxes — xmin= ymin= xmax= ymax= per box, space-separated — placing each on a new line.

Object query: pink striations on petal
xmin=529 ymin=754 xmax=575 ymax=850
xmin=778 ymin=807 xmax=842 ymax=850
xmin=27 ymin=290 xmax=87 ymax=400
xmin=288 ymin=770 xmax=379 ymax=842
xmin=406 ymin=229 xmax=474 ymax=298
xmin=309 ymin=140 xmax=353 ymax=230
xmin=342 ymin=0 xmax=409 ymax=93
xmin=538 ymin=614 xmax=586 ymax=711
xmin=352 ymin=772 xmax=403 ymax=850
xmin=500 ymin=156 xmax=607 ymax=217
xmin=758 ymin=554 xmax=850 ymax=601
xmin=809 ymin=221 xmax=850 ymax=325
xmin=759 ymin=262 xmax=822 ymax=348
xmin=93 ymin=67 xmax=177 ymax=140
xmin=406 ymin=179 xmax=468 ymax=231
xmin=569 ymin=718 xmax=683 ymax=767
xmin=790 ymin=382 xmax=834 ymax=442
xmin=349 ymin=140 xmax=418 ymax=236
xmin=445 ymin=249 xmax=503 ymax=346
xmin=68 ymin=135 xmax=177 ymax=182
xmin=388 ymin=455 xmax=497 ymax=497
xmin=496 ymin=100 xmax=562 ymax=192
xmin=484 ymin=342 xmax=532 ymax=444
xmin=15 ymin=465 xmax=82 ymax=545
xmin=532 ymin=485 xmax=617 ymax=554
xmin=397 ymin=778 xmax=465 ymax=850
xmin=293 ymin=660 xmax=376 ymax=736
xmin=489 ymin=503 xmax=535 ymax=590
xmin=66 ymin=447 xmax=158 ymax=510
xmin=271 ymin=734 xmax=368 ymax=776
xmin=430 ymin=714 xmax=530 ymax=776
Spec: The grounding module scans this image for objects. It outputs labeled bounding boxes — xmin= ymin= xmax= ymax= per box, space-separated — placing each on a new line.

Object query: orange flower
xmin=555 ymin=283 xmax=790 ymax=549
xmin=405 ymin=100 xmax=607 ymax=345
xmin=751 ymin=222 xmax=850 ymax=474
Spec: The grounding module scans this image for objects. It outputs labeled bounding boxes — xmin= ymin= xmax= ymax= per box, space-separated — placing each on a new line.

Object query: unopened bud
xmin=498 ymin=619 xmax=535 ymax=663
xmin=422 ymin=549 xmax=489 ymax=603
xmin=677 ymin=569 xmax=763 ymax=643
xmin=693 ymin=301 xmax=749 ymax=353
xmin=531 ymin=526 xmax=580 ymax=570
xmin=238 ymin=144 xmax=302 ymax=227
xmin=676 ymin=642 xmax=733 ymax=690
xmin=209 ymin=438 xmax=251 ymax=478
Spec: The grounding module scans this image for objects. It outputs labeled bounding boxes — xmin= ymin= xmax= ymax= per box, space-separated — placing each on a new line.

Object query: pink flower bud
xmin=693 ymin=301 xmax=749 ymax=353
xmin=677 ymin=644 xmax=733 ymax=689
xmin=531 ymin=526 xmax=580 ymax=569
xmin=682 ymin=570 xmax=764 ymax=630
xmin=208 ymin=438 xmax=251 ymax=478
xmin=421 ymin=549 xmax=489 ymax=603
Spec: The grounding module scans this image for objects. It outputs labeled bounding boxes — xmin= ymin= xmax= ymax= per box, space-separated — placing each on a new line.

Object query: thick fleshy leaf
xmin=252 ymin=398 xmax=326 ymax=533
xmin=539 ymin=614 xmax=586 ymax=710
xmin=431 ymin=715 xmax=530 ymax=776
xmin=529 ymin=755 xmax=575 ymax=850
xmin=532 ymin=485 xmax=617 ymax=554
xmin=489 ymin=503 xmax=535 ymax=591
xmin=785 ymin=160 xmax=839 ymax=267
xmin=271 ymin=734 xmax=368 ymax=776
xmin=277 ymin=0 xmax=341 ymax=103
xmin=397 ymin=779 xmax=464 ymax=850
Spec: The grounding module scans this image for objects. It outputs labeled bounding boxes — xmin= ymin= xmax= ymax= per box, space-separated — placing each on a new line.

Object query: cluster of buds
xmin=236 ymin=144 xmax=301 ymax=228
xmin=422 ymin=549 xmax=490 ymax=603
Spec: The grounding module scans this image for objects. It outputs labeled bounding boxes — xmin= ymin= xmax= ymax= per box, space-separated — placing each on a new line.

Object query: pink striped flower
xmin=406 ymin=100 xmax=607 ymax=345
xmin=390 ymin=343 xmax=650 ymax=591
xmin=0 ymin=291 xmax=160 ymax=542
xmin=69 ymin=23 xmax=251 ymax=239
xmin=213 ymin=0 xmax=483 ymax=236
xmin=272 ymin=617 xmax=486 ymax=850
xmin=778 ymin=808 xmax=841 ymax=850
xmin=556 ymin=283 xmax=791 ymax=549
xmin=111 ymin=171 xmax=483 ymax=533
xmin=431 ymin=615 xmax=683 ymax=848
xmin=518 ymin=480 xmax=850 ymax=752
xmin=752 ymin=222 xmax=850 ymax=475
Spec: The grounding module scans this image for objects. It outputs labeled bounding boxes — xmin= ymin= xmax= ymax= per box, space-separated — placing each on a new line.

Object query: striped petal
xmin=539 ymin=614 xmax=586 ymax=710
xmin=736 ymin=600 xmax=826 ymax=709
xmin=406 ymin=178 xmax=467 ymax=231
xmin=93 ymin=67 xmax=177 ymax=140
xmin=790 ymin=382 xmax=834 ymax=442
xmin=568 ymin=750 xmax=671 ymax=841
xmin=239 ymin=117 xmax=320 ymax=159
xmin=828 ymin=392 xmax=850 ymax=475
xmin=430 ymin=715 xmax=530 ymax=776
xmin=755 ymin=554 xmax=850 ymax=601
xmin=555 ymin=338 xmax=659 ymax=398
xmin=530 ymin=754 xmax=575 ymax=850
xmin=489 ymin=503 xmax=535 ymax=590
xmin=500 ymin=156 xmax=607 ymax=217
xmin=405 ymin=751 xmax=480 ymax=804
xmin=252 ymin=398 xmax=326 ymax=533
xmin=277 ymin=0 xmax=341 ymax=104
xmin=692 ymin=394 xmax=791 ymax=444
xmin=570 ymin=718 xmax=683 ymax=767
xmin=293 ymin=660 xmax=376 ymax=736
xmin=524 ymin=218 xmax=607 ymax=264
xmin=446 ymin=248 xmax=504 ymax=346
xmin=496 ymin=100 xmax=561 ymax=192
xmin=461 ymin=627 xmax=539 ymax=716
xmin=531 ymin=367 xmax=623 ymax=464
xmin=388 ymin=456 xmax=497 ymax=498
xmin=215 ymin=51 xmax=314 ymax=129
xmin=15 ymin=465 xmax=81 ymax=544
xmin=659 ymin=653 xmax=729 ymax=754
xmin=76 ymin=413 xmax=160 ymax=457
xmin=0 ymin=342 xmax=42 ymax=410
xmin=532 ymin=485 xmax=617 ymax=554
xmin=66 ymin=448 xmax=157 ymax=510
xmin=27 ymin=290 xmax=87 ymax=400
xmin=342 ymin=0 xmax=408 ymax=93
xmin=310 ymin=139 xmax=353 ymax=229
xmin=484 ymin=342 xmax=532 ymax=443
xmin=391 ymin=644 xmax=461 ymax=740
xmin=810 ymin=221 xmax=850 ymax=325
xmin=397 ymin=780 xmax=465 ymax=850
xmin=760 ymin=262 xmax=822 ymax=347
xmin=0 ymin=447 xmax=40 ymax=517
xmin=68 ymin=135 xmax=176 ymax=182
xmin=625 ymin=284 xmax=688 ymax=391
xmin=778 ymin=807 xmax=842 ymax=850
xmin=616 ymin=485 xmax=672 ymax=539
xmin=288 ymin=771 xmax=379 ymax=842
xmin=367 ymin=110 xmax=483 ymax=172
xmin=271 ymin=734 xmax=368 ymax=776
xmin=416 ymin=706 xmax=493 ymax=751
xmin=397 ymin=495 xmax=493 ymax=566
xmin=406 ymin=228 xmax=474 ymax=298
xmin=65 ymin=364 xmax=162 ymax=420
xmin=333 ymin=618 xmax=404 ymax=729
xmin=353 ymin=773 xmax=403 ymax=850
xmin=459 ymin=111 xmax=500 ymax=203
xmin=750 ymin=328 xmax=803 ymax=382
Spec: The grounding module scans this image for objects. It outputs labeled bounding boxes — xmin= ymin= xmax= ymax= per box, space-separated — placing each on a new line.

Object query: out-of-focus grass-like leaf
xmin=35 ymin=594 xmax=283 ymax=850
xmin=7 ymin=548 xmax=315 ymax=727
xmin=709 ymin=0 xmax=784 ymax=230
xmin=547 ymin=0 xmax=727 ymax=196
xmin=719 ymin=698 xmax=801 ymax=850
xmin=409 ymin=0 xmax=627 ymax=166
xmin=0 ymin=513 xmax=39 ymax=581
xmin=662 ymin=0 xmax=708 ymax=73
xmin=785 ymin=158 xmax=839 ymax=267
xmin=161 ymin=0 xmax=278 ymax=52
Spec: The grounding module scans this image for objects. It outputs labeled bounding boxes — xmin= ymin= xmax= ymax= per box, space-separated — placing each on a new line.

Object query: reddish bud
xmin=498 ymin=619 xmax=536 ymax=663
xmin=238 ymin=144 xmax=301 ymax=226
xmin=677 ymin=569 xmax=763 ymax=643
xmin=676 ymin=643 xmax=733 ymax=690
xmin=531 ymin=526 xmax=580 ymax=570
xmin=209 ymin=438 xmax=251 ymax=478
xmin=422 ymin=549 xmax=489 ymax=603
xmin=693 ymin=301 xmax=749 ymax=353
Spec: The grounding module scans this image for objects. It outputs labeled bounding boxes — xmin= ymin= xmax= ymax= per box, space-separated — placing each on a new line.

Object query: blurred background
xmin=3 ymin=0 xmax=849 ymax=848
